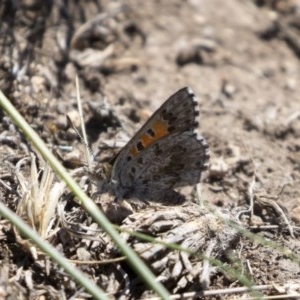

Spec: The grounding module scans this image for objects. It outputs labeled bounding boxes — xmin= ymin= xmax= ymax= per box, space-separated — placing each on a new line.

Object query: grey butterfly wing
xmin=114 ymin=132 xmax=209 ymax=200
xmin=127 ymin=132 xmax=209 ymax=196
xmin=109 ymin=87 xmax=209 ymax=200
xmin=110 ymin=87 xmax=200 ymax=180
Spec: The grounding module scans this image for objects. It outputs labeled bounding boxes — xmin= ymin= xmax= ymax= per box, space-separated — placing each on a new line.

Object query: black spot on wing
xmin=147 ymin=128 xmax=155 ymax=137
xmin=137 ymin=141 xmax=144 ymax=151
xmin=168 ymin=126 xmax=176 ymax=133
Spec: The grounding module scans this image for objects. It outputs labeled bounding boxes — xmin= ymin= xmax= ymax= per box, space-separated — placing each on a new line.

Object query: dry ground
xmin=0 ymin=0 xmax=300 ymax=299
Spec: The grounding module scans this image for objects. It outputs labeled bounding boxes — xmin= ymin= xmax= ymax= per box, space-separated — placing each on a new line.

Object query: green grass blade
xmin=0 ymin=89 xmax=170 ymax=299
xmin=0 ymin=201 xmax=110 ymax=299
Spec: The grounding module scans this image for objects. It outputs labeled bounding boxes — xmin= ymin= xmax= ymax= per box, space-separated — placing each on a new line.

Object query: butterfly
xmin=97 ymin=87 xmax=209 ymax=204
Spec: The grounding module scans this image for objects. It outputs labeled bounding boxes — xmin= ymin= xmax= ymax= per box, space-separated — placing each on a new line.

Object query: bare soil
xmin=0 ymin=0 xmax=300 ymax=299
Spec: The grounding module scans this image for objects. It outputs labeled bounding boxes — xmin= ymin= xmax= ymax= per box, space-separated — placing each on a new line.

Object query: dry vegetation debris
xmin=1 ymin=0 xmax=300 ymax=299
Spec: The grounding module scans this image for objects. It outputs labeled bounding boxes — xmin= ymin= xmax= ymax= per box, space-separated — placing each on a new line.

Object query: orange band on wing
xmin=129 ymin=120 xmax=169 ymax=157
xmin=152 ymin=120 xmax=169 ymax=139
xmin=140 ymin=134 xmax=153 ymax=147
xmin=130 ymin=147 xmax=139 ymax=157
